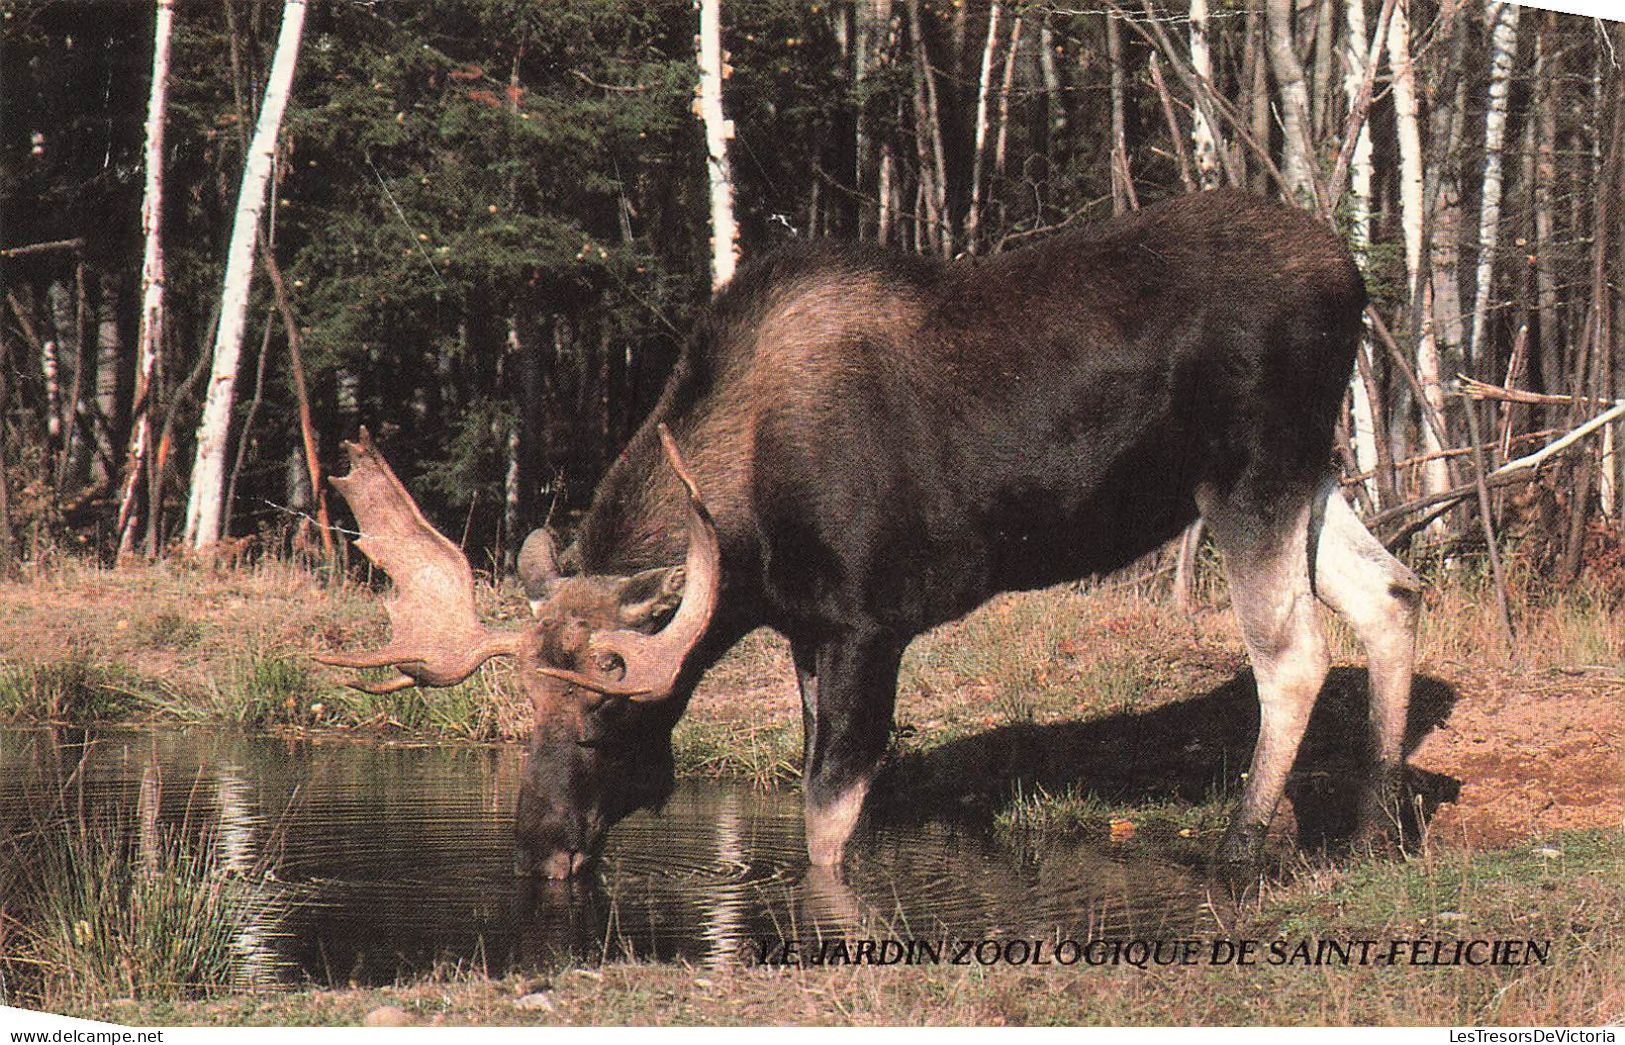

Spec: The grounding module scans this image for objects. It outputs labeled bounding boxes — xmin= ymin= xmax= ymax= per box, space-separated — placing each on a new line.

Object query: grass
xmin=57 ymin=827 xmax=1624 ymax=1026
xmin=1416 ymin=545 xmax=1625 ymax=671
xmin=0 ymin=547 xmax=1619 ymax=787
xmin=0 ymin=811 xmax=283 ymax=1008
xmin=0 ymin=550 xmax=1620 ymax=1024
xmin=994 ymin=781 xmax=1231 ymax=848
xmin=0 ymin=650 xmax=169 ymax=724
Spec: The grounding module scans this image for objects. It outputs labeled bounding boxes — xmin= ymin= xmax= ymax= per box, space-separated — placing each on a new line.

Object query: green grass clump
xmin=993 ymin=781 xmax=1229 ymax=844
xmin=143 ymin=612 xmax=204 ymax=651
xmin=672 ymin=718 xmax=801 ymax=789
xmin=0 ymin=653 xmax=160 ymax=723
xmin=0 ymin=816 xmax=281 ymax=1007
xmin=237 ymin=655 xmax=317 ymax=726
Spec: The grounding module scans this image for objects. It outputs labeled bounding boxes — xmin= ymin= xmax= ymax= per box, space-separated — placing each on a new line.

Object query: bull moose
xmin=317 ymin=190 xmax=1421 ymax=883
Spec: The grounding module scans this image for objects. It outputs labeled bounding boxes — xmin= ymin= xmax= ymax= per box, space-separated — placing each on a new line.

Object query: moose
xmin=318 ymin=190 xmax=1421 ymax=884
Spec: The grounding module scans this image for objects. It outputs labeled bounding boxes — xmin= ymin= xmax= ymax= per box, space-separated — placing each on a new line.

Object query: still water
xmin=0 ymin=727 xmax=1207 ymax=985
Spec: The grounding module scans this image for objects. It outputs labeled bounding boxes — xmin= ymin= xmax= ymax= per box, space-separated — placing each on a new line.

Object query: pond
xmin=0 ymin=728 xmax=1208 ymax=986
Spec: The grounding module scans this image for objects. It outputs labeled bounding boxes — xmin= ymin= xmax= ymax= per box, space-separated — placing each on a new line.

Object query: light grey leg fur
xmin=1312 ymin=490 xmax=1422 ymax=844
xmin=1202 ymin=484 xmax=1422 ymax=874
xmin=1200 ymin=495 xmax=1332 ymax=872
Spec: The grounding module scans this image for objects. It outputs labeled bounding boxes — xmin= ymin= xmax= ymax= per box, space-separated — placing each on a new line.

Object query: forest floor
xmin=0 ymin=554 xmax=1620 ymax=1025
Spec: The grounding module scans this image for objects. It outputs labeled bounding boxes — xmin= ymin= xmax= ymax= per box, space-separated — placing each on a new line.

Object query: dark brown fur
xmin=516 ymin=190 xmax=1387 ymax=880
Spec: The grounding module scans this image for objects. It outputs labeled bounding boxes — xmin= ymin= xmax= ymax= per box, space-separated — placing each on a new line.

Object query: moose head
xmin=315 ymin=425 xmax=719 ymax=878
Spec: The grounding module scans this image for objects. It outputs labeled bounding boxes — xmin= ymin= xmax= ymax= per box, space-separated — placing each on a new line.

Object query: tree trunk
xmin=261 ymin=248 xmax=331 ymax=558
xmin=964 ymin=0 xmax=1002 ymax=251
xmin=1387 ymin=0 xmax=1450 ymax=505
xmin=1107 ymin=11 xmax=1131 ymax=215
xmin=1426 ymin=1 xmax=1468 ymax=362
xmin=992 ymin=10 xmax=1022 ymax=184
xmin=696 ymin=0 xmax=739 ymax=289
xmin=117 ymin=0 xmax=174 ymax=560
xmin=906 ymin=0 xmax=949 ymax=257
xmin=1343 ymin=0 xmax=1380 ymax=507
xmin=1265 ymin=0 xmax=1315 ymax=206
xmin=1467 ymin=1 xmax=1521 ymax=373
xmin=182 ymin=0 xmax=307 ymax=551
xmin=1310 ymin=0 xmax=1336 ymax=141
xmin=1248 ymin=7 xmax=1272 ymax=197
xmin=1038 ymin=14 xmax=1062 ymax=145
xmin=93 ymin=274 xmax=131 ymax=488
xmin=854 ymin=0 xmax=894 ymax=241
xmin=1533 ymin=13 xmax=1561 ymax=407
xmin=1188 ymin=0 xmax=1222 ymax=190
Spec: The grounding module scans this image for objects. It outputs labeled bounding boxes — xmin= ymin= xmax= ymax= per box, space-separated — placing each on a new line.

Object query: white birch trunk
xmin=183 ymin=0 xmax=306 ymax=550
xmin=965 ymin=0 xmax=1002 ymax=249
xmin=1266 ymin=0 xmax=1316 ymax=206
xmin=695 ymin=0 xmax=739 ymax=290
xmin=1387 ymin=0 xmax=1450 ymax=502
xmin=41 ymin=336 xmax=61 ymax=442
xmin=1107 ymin=12 xmax=1131 ymax=215
xmin=1343 ymin=0 xmax=1380 ymax=506
xmin=906 ymin=0 xmax=949 ymax=257
xmin=1188 ymin=0 xmax=1222 ymax=190
xmin=118 ymin=0 xmax=174 ymax=557
xmin=93 ymin=282 xmax=121 ymax=485
xmin=992 ymin=11 xmax=1021 ymax=181
xmin=1038 ymin=15 xmax=1062 ymax=138
xmin=1467 ymin=0 xmax=1520 ymax=371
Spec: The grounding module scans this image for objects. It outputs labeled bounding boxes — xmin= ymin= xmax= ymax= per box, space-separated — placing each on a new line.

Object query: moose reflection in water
xmin=0 ymin=727 xmax=1216 ymax=984
xmin=2 ymin=655 xmax=1462 ymax=984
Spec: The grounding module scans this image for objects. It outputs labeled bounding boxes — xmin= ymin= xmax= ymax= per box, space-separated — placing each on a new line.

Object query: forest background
xmin=1 ymin=0 xmax=1622 ymax=596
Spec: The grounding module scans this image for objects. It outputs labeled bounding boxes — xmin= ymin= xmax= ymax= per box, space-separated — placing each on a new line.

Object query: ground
xmin=0 ymin=556 xmax=1621 ymax=1025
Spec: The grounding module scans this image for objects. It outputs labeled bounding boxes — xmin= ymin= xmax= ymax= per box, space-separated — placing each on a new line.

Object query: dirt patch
xmin=1409 ymin=664 xmax=1624 ymax=846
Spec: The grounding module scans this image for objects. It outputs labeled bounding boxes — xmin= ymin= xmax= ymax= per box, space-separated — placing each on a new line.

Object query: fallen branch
xmin=1457 ymin=374 xmax=1622 ymax=411
xmin=0 ymin=237 xmax=84 ymax=258
xmin=1342 ymin=428 xmax=1565 ymax=486
xmin=1369 ymin=400 xmax=1625 ymax=531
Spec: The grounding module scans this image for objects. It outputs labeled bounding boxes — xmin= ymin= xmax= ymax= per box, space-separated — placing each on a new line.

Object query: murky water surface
xmin=0 ymin=728 xmax=1206 ymax=985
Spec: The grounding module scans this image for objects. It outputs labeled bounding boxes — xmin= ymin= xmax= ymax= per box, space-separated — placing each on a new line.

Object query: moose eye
xmin=593 ymin=652 xmax=626 ymax=678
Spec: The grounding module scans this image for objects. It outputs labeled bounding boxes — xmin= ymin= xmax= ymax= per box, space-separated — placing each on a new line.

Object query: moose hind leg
xmin=1203 ymin=496 xmax=1331 ymax=878
xmin=1313 ymin=489 xmax=1422 ymax=848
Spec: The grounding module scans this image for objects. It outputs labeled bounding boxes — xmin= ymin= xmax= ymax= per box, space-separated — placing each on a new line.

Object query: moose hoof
xmin=1351 ymin=777 xmax=1410 ymax=857
xmin=804 ymin=781 xmax=870 ymax=868
xmin=1211 ymin=822 xmax=1268 ymax=898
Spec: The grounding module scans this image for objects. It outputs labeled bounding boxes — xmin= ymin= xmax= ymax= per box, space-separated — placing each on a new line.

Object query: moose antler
xmin=533 ymin=425 xmax=720 ymax=702
xmin=315 ymin=428 xmax=518 ymax=692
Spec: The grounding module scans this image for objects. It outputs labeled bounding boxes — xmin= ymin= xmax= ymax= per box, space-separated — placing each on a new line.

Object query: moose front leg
xmin=799 ymin=631 xmax=903 ymax=868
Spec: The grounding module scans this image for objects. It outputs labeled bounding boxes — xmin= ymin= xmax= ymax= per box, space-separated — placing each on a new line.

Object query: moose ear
xmin=616 ymin=566 xmax=687 ymax=631
xmin=517 ymin=529 xmax=563 ymax=611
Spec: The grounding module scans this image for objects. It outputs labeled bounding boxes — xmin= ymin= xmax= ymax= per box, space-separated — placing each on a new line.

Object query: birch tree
xmin=116 ymin=0 xmax=174 ymax=558
xmin=1386 ymin=0 xmax=1450 ymax=502
xmin=992 ymin=10 xmax=1023 ymax=182
xmin=696 ymin=0 xmax=739 ymax=290
xmin=1343 ymin=0 xmax=1381 ymax=505
xmin=1467 ymin=0 xmax=1521 ymax=371
xmin=1107 ymin=12 xmax=1134 ymax=214
xmin=182 ymin=0 xmax=306 ymax=550
xmin=1266 ymin=0 xmax=1316 ymax=205
xmin=964 ymin=0 xmax=1003 ymax=249
xmin=906 ymin=0 xmax=950 ymax=256
xmin=1188 ymin=0 xmax=1223 ymax=190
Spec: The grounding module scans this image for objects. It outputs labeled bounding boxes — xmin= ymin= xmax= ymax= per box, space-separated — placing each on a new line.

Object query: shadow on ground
xmin=874 ymin=667 xmax=1462 ymax=855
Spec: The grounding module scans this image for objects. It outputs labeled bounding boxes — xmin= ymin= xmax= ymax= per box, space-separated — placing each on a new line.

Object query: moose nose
xmin=535 ymin=850 xmax=590 ymax=879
